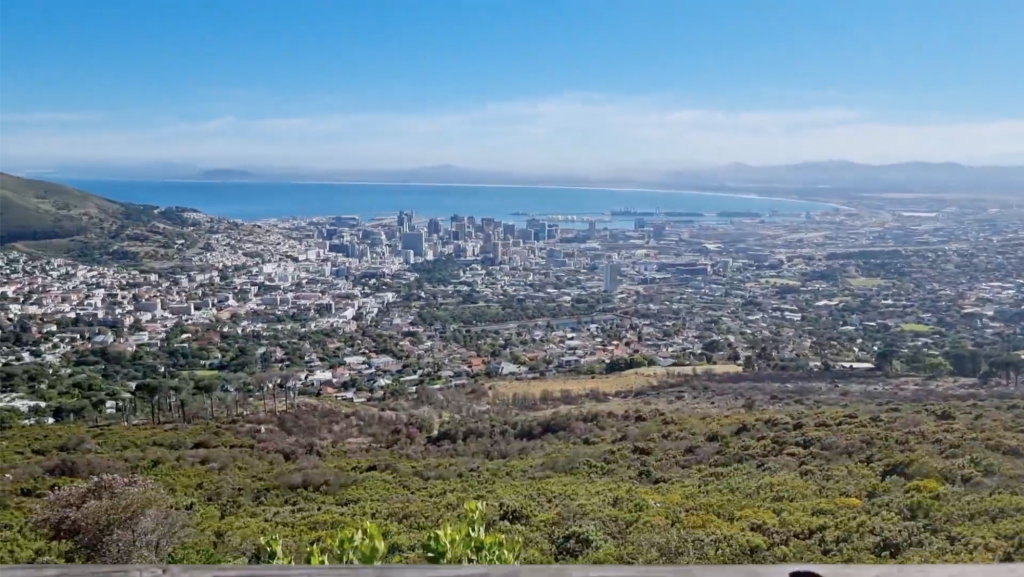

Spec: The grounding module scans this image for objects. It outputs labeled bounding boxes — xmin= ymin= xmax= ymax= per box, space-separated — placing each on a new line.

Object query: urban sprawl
xmin=3 ymin=201 xmax=1024 ymax=423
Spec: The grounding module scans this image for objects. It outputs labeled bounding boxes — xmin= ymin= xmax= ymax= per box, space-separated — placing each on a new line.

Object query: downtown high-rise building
xmin=401 ymin=230 xmax=426 ymax=257
xmin=397 ymin=210 xmax=415 ymax=232
xmin=502 ymin=222 xmax=516 ymax=240
xmin=603 ymin=262 xmax=620 ymax=293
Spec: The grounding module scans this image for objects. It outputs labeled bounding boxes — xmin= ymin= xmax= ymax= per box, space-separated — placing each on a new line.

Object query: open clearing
xmin=492 ymin=364 xmax=743 ymax=397
xmin=900 ymin=323 xmax=934 ymax=332
xmin=189 ymin=369 xmax=221 ymax=377
xmin=847 ymin=277 xmax=886 ymax=287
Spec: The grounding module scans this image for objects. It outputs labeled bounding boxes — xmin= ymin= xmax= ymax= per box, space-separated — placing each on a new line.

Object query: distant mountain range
xmin=659 ymin=161 xmax=1024 ymax=193
xmin=7 ymin=161 xmax=1024 ymax=196
xmin=163 ymin=161 xmax=1024 ymax=194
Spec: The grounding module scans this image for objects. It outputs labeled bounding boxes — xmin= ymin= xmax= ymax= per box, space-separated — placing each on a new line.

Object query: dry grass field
xmin=491 ymin=364 xmax=743 ymax=397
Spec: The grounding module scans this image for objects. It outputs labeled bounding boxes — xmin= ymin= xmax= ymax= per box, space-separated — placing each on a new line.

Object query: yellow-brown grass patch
xmin=492 ymin=364 xmax=743 ymax=397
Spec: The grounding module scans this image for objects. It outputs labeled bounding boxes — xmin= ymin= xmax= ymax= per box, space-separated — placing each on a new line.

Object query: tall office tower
xmin=588 ymin=220 xmax=597 ymax=238
xmin=480 ymin=217 xmax=495 ymax=232
xmin=502 ymin=222 xmax=516 ymax=240
xmin=427 ymin=217 xmax=442 ymax=236
xmin=546 ymin=223 xmax=559 ymax=240
xmin=397 ymin=210 xmax=416 ymax=232
xmin=526 ymin=219 xmax=548 ymax=241
xmin=466 ymin=216 xmax=477 ymax=227
xmin=450 ymin=214 xmax=465 ymax=227
xmin=634 ymin=218 xmax=647 ymax=230
xmin=653 ymin=222 xmax=668 ymax=240
xmin=401 ymin=230 xmax=426 ymax=257
xmin=603 ymin=263 xmax=620 ymax=293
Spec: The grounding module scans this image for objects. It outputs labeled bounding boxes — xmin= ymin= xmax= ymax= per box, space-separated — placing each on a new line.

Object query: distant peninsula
xmin=717 ymin=211 xmax=763 ymax=218
xmin=196 ymin=169 xmax=259 ymax=180
xmin=611 ymin=209 xmax=705 ymax=217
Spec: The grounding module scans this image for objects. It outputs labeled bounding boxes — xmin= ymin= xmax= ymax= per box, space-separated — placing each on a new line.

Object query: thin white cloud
xmin=2 ymin=95 xmax=1023 ymax=171
xmin=0 ymin=111 xmax=105 ymax=123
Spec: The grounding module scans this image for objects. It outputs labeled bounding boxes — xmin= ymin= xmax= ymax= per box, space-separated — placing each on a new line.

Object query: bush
xmin=554 ymin=523 xmax=607 ymax=561
xmin=58 ymin=434 xmax=98 ymax=454
xmin=276 ymin=468 xmax=358 ymax=493
xmin=32 ymin=474 xmax=191 ymax=563
xmin=41 ymin=455 xmax=124 ymax=479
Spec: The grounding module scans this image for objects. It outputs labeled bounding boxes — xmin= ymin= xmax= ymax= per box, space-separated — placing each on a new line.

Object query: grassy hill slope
xmin=1 ymin=173 xmax=221 ymax=268
xmin=0 ymin=173 xmax=126 ymax=244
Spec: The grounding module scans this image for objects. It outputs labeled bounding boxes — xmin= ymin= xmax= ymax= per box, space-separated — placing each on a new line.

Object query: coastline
xmin=153 ymin=178 xmax=854 ymax=211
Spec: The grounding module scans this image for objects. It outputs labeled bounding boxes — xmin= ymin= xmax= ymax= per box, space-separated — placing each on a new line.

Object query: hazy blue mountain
xmin=658 ymin=161 xmax=1024 ymax=193
xmin=6 ymin=161 xmax=1023 ymax=195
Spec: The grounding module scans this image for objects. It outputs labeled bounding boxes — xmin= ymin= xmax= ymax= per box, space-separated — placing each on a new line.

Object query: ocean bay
xmin=55 ymin=179 xmax=839 ymax=224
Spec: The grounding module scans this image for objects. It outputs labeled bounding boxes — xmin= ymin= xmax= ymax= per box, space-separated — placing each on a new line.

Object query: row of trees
xmin=129 ymin=372 xmax=301 ymax=425
xmin=874 ymin=346 xmax=1023 ymax=385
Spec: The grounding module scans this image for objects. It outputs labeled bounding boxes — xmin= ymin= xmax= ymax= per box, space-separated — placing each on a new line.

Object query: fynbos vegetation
xmin=3 ymin=379 xmax=1023 ymax=564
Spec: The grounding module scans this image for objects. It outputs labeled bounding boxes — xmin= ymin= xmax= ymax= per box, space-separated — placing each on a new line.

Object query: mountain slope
xmin=0 ymin=173 xmax=127 ymax=244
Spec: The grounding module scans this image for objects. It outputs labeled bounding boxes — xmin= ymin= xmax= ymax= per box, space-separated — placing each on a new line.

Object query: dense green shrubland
xmin=2 ymin=381 xmax=1024 ymax=564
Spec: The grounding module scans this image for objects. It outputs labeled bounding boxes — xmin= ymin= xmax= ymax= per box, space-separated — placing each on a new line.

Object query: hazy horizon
xmin=3 ymin=2 xmax=1024 ymax=172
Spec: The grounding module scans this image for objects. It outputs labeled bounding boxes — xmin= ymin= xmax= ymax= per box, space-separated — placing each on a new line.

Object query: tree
xmin=989 ymin=355 xmax=1023 ymax=387
xmin=874 ymin=348 xmax=899 ymax=374
xmin=947 ymin=348 xmax=984 ymax=378
xmin=923 ymin=356 xmax=952 ymax=377
xmin=0 ymin=407 xmax=24 ymax=429
xmin=742 ymin=355 xmax=756 ymax=372
xmin=253 ymin=372 xmax=286 ymax=414
xmin=252 ymin=374 xmax=269 ymax=414
xmin=88 ymin=395 xmax=109 ymax=424
xmin=33 ymin=474 xmax=191 ymax=564
xmin=383 ymin=380 xmax=407 ymax=401
xmin=133 ymin=381 xmax=163 ymax=424
xmin=701 ymin=338 xmax=722 ymax=354
xmin=168 ymin=380 xmax=190 ymax=423
xmin=193 ymin=378 xmax=218 ymax=420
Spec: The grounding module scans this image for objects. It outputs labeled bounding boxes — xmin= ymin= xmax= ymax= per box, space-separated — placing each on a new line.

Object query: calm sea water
xmin=56 ymin=179 xmax=838 ymax=224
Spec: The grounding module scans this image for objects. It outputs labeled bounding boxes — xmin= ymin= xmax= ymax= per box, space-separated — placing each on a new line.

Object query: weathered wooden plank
xmin=3 ymin=566 xmax=1023 ymax=577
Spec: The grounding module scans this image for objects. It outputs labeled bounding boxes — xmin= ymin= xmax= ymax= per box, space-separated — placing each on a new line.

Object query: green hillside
xmin=1 ymin=174 xmax=217 ymax=267
xmin=0 ymin=173 xmax=125 ymax=244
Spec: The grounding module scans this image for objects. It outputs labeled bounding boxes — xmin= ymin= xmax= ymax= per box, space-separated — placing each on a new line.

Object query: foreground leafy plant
xmin=423 ymin=501 xmax=522 ymax=564
xmin=314 ymin=522 xmax=388 ymax=565
xmin=263 ymin=503 xmax=519 ymax=565
xmin=256 ymin=535 xmax=293 ymax=565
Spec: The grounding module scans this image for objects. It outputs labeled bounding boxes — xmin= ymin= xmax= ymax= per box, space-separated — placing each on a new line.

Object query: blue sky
xmin=2 ymin=0 xmax=1023 ymax=172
